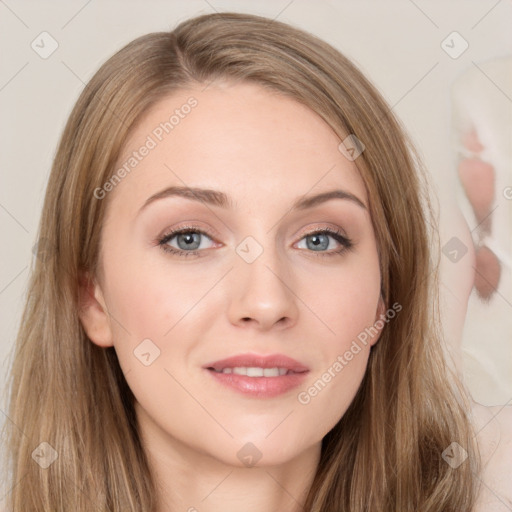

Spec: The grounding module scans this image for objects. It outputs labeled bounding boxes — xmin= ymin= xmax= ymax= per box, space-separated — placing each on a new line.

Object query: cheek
xmin=297 ymin=347 xmax=370 ymax=437
xmin=299 ymin=248 xmax=382 ymax=349
xmin=292 ymin=249 xmax=381 ymax=426
xmin=103 ymin=266 xmax=176 ymax=341
xmin=100 ymin=231 xmax=208 ymax=340
xmin=100 ymin=246 xmax=225 ymax=389
xmin=319 ymin=270 xmax=379 ymax=334
xmin=294 ymin=273 xmax=377 ymax=435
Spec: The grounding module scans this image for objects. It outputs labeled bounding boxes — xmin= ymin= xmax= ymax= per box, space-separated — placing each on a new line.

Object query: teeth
xmin=214 ymin=367 xmax=290 ymax=377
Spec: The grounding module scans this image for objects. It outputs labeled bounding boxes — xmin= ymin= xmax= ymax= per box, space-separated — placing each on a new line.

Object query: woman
xmin=1 ymin=12 xmax=481 ymax=511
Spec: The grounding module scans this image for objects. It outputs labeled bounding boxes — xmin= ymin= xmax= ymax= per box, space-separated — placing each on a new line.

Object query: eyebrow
xmin=138 ymin=185 xmax=367 ymax=214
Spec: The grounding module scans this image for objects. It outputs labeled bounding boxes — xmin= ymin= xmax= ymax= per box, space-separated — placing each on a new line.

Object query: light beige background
xmin=1 ymin=0 xmax=511 ymax=414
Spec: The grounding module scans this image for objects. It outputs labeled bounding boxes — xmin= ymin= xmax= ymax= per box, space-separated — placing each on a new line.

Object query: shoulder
xmin=471 ymin=402 xmax=512 ymax=511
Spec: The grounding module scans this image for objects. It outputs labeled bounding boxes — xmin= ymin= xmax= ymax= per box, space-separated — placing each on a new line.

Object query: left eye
xmin=296 ymin=230 xmax=348 ymax=252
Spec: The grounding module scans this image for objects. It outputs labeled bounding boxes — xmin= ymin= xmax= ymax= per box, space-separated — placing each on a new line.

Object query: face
xmin=80 ymin=81 xmax=385 ymax=468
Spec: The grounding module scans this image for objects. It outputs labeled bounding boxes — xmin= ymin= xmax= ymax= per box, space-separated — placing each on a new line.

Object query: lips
xmin=202 ymin=353 xmax=309 ymax=373
xmin=203 ymin=352 xmax=310 ymax=398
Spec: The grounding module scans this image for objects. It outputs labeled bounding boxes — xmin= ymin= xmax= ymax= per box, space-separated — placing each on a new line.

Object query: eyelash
xmin=156 ymin=224 xmax=353 ymax=258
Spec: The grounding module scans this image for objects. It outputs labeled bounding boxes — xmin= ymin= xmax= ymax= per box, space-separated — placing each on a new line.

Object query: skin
xmin=79 ymin=81 xmax=385 ymax=512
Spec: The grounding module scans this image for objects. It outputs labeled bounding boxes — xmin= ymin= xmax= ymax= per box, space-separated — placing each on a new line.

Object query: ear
xmin=78 ymin=270 xmax=114 ymax=347
xmin=370 ymin=295 xmax=387 ymax=347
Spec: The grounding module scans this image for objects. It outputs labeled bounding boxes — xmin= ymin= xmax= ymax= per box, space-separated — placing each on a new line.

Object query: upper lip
xmin=203 ymin=353 xmax=309 ymax=373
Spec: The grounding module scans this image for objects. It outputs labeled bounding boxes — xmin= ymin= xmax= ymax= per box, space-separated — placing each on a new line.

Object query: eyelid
xmin=157 ymin=223 xmax=219 ymax=243
xmin=294 ymin=222 xmax=350 ymax=240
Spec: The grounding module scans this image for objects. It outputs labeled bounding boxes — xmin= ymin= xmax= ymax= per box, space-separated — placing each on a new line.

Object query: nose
xmin=226 ymin=243 xmax=299 ymax=331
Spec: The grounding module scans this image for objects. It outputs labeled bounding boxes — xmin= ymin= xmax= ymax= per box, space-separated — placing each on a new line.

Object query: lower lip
xmin=205 ymin=369 xmax=309 ymax=398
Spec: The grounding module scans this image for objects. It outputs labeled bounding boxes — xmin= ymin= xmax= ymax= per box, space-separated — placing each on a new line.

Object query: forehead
xmin=109 ymin=81 xmax=368 ymax=216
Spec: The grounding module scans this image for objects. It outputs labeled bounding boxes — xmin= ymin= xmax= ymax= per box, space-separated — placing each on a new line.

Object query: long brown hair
xmin=1 ymin=12 xmax=479 ymax=511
